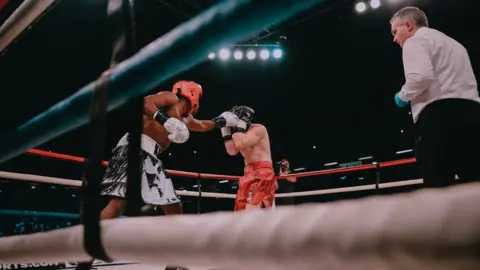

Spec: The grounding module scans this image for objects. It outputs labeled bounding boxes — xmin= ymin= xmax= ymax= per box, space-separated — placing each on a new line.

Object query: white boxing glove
xmin=213 ymin=111 xmax=239 ymax=128
xmin=153 ymin=109 xmax=190 ymax=144
xmin=221 ymin=126 xmax=233 ymax=142
xmin=164 ymin=117 xmax=190 ymax=143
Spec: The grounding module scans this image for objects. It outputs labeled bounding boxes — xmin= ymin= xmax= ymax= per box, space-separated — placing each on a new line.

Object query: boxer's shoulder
xmin=145 ymin=91 xmax=180 ymax=107
xmin=154 ymin=91 xmax=178 ymax=99
xmin=250 ymin=123 xmax=266 ymax=131
xmin=249 ymin=124 xmax=268 ymax=137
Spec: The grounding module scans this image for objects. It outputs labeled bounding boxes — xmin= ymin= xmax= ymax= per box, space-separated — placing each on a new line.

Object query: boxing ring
xmin=1 ymin=149 xmax=480 ymax=270
xmin=0 ymin=0 xmax=479 ymax=269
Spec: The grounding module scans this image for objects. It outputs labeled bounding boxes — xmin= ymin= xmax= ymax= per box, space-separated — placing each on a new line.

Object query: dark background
xmin=0 ymin=0 xmax=477 ymax=219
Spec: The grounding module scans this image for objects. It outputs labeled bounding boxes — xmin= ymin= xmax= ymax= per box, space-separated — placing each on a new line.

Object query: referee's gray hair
xmin=390 ymin=6 xmax=429 ymax=27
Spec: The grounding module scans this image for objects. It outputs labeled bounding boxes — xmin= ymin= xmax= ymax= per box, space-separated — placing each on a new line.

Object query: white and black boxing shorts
xmin=100 ymin=133 xmax=180 ymax=206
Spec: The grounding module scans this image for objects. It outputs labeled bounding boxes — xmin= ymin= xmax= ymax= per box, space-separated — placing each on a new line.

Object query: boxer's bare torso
xmin=142 ymin=115 xmax=173 ymax=150
xmin=232 ymin=124 xmax=272 ymax=164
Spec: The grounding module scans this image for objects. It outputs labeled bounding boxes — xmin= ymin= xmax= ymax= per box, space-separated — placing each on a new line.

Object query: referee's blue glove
xmin=394 ymin=92 xmax=409 ymax=107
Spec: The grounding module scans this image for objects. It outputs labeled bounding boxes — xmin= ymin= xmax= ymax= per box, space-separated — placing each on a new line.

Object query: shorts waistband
xmin=244 ymin=161 xmax=273 ymax=173
xmin=117 ymin=133 xmax=164 ymax=157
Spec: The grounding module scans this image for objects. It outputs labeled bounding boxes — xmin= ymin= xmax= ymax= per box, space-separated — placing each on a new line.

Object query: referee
xmin=391 ymin=7 xmax=480 ymax=188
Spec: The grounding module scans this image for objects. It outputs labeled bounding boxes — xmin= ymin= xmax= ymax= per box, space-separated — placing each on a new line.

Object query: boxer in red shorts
xmin=218 ymin=106 xmax=277 ymax=210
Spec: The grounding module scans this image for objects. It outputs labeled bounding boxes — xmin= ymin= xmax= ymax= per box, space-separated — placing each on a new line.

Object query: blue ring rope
xmin=0 ymin=0 xmax=324 ymax=163
xmin=0 ymin=209 xmax=127 ymax=219
xmin=0 ymin=209 xmax=80 ymax=219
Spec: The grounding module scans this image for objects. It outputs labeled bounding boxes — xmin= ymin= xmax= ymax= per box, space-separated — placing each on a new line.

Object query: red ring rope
xmin=24 ymin=148 xmax=416 ymax=180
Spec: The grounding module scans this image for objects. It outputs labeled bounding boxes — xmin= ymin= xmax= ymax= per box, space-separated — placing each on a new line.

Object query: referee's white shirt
xmin=398 ymin=27 xmax=480 ymax=122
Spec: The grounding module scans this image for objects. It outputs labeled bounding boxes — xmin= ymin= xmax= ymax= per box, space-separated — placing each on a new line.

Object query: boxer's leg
xmin=159 ymin=202 xmax=183 ymax=215
xmin=260 ymin=188 xmax=276 ymax=209
xmin=149 ymin=168 xmax=188 ymax=270
xmin=75 ymin=198 xmax=125 ymax=270
xmin=245 ymin=203 xmax=262 ymax=209
xmin=76 ymin=145 xmax=129 ymax=270
xmin=101 ymin=198 xmax=126 ymax=219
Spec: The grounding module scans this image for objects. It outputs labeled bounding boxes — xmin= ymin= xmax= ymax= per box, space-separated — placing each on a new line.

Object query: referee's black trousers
xmin=415 ymin=98 xmax=480 ymax=188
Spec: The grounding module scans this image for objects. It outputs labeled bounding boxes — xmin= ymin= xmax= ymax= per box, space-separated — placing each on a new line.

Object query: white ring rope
xmin=0 ymin=170 xmax=423 ymax=199
xmin=0 ymin=182 xmax=479 ymax=270
xmin=0 ymin=0 xmax=57 ymax=53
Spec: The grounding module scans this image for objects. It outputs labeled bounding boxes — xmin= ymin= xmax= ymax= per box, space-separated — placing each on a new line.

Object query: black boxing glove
xmin=233 ymin=106 xmax=255 ymax=132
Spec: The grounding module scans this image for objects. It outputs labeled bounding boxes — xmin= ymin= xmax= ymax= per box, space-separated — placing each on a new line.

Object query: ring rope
xmin=0 ymin=182 xmax=479 ymax=269
xmin=0 ymin=0 xmax=59 ymax=54
xmin=0 ymin=170 xmax=422 ymax=198
xmin=0 ymin=209 xmax=81 ymax=219
xmin=24 ymin=148 xmax=417 ymax=180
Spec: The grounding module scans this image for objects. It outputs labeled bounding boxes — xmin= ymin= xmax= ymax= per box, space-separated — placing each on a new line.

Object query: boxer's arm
xmin=145 ymin=92 xmax=189 ymax=143
xmin=183 ymin=114 xmax=216 ymax=132
xmin=220 ymin=127 xmax=239 ymax=155
xmin=144 ymin=92 xmax=182 ymax=119
xmin=232 ymin=124 xmax=267 ymax=150
xmin=224 ymin=141 xmax=239 ymax=156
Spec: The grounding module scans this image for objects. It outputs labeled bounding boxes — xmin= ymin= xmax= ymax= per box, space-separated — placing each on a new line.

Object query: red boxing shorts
xmin=234 ymin=161 xmax=277 ymax=211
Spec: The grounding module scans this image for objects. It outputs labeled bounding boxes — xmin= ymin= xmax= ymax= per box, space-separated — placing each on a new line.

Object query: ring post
xmin=196 ymin=174 xmax=202 ymax=214
xmin=375 ymin=161 xmax=381 ymax=196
